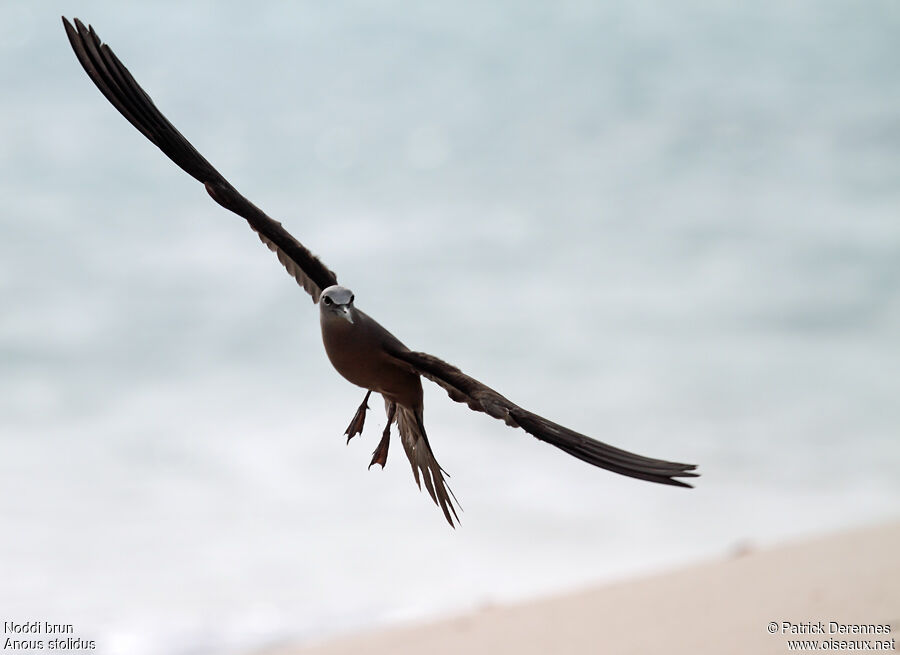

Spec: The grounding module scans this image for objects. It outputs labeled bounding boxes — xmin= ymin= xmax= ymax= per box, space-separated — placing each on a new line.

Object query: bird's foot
xmin=344 ymin=390 xmax=372 ymax=443
xmin=368 ymin=427 xmax=391 ymax=469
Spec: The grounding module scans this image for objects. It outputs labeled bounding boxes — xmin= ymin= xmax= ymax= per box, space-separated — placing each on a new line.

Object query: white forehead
xmin=320 ymin=285 xmax=354 ymax=304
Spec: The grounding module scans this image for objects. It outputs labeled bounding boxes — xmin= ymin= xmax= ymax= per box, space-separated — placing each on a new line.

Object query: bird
xmin=63 ymin=17 xmax=698 ymax=526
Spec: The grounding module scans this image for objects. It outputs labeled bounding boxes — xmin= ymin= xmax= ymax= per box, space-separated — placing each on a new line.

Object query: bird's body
xmin=320 ymin=291 xmax=422 ymax=410
xmin=63 ymin=17 xmax=698 ymax=527
xmin=319 ymin=284 xmax=459 ymax=523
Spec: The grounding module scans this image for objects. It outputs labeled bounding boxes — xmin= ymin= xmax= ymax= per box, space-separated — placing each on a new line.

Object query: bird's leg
xmin=344 ymin=390 xmax=372 ymax=443
xmin=369 ymin=401 xmax=396 ymax=469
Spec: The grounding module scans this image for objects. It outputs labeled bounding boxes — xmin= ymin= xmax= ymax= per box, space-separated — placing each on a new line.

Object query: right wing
xmin=63 ymin=17 xmax=337 ymax=302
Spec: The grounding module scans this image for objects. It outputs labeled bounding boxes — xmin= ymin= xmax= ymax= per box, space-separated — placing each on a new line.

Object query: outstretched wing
xmin=387 ymin=348 xmax=699 ymax=487
xmin=62 ymin=17 xmax=337 ymax=302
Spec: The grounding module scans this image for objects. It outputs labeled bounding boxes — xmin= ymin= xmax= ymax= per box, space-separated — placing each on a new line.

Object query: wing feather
xmin=388 ymin=348 xmax=698 ymax=487
xmin=63 ymin=17 xmax=337 ymax=301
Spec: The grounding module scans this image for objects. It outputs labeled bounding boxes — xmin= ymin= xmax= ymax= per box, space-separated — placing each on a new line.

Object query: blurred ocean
xmin=1 ymin=1 xmax=899 ymax=653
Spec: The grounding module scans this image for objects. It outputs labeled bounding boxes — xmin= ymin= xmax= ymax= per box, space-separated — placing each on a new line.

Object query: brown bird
xmin=63 ymin=17 xmax=698 ymax=526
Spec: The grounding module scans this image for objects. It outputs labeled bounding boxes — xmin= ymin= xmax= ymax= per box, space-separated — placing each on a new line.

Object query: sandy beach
xmin=270 ymin=521 xmax=899 ymax=655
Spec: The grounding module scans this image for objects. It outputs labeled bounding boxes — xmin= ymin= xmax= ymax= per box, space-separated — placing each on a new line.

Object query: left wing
xmin=387 ymin=348 xmax=699 ymax=487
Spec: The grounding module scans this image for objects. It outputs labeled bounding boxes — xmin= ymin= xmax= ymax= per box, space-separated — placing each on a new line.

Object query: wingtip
xmin=62 ymin=17 xmax=92 ymax=42
xmin=61 ymin=16 xmax=75 ymax=37
xmin=669 ymin=475 xmax=697 ymax=489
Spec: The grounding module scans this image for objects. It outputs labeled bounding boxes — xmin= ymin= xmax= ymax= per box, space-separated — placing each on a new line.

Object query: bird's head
xmin=319 ymin=285 xmax=356 ymax=324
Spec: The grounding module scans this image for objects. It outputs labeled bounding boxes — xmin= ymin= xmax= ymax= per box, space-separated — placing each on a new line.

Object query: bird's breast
xmin=320 ymin=313 xmax=423 ymax=408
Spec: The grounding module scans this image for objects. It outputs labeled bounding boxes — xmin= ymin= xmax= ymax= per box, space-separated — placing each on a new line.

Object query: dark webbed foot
xmin=369 ymin=429 xmax=391 ymax=469
xmin=344 ymin=390 xmax=372 ymax=443
xmin=369 ymin=401 xmax=396 ymax=469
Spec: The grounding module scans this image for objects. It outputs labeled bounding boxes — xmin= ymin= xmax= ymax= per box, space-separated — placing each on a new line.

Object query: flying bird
xmin=63 ymin=17 xmax=698 ymax=526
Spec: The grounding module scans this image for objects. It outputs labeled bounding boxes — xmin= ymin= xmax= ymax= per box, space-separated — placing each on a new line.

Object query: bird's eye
xmin=322 ymin=296 xmax=333 ymax=306
xmin=349 ymin=294 xmax=354 ymax=304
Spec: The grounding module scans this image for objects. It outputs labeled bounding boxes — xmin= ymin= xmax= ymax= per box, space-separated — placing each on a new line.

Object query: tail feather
xmin=395 ymin=406 xmax=461 ymax=527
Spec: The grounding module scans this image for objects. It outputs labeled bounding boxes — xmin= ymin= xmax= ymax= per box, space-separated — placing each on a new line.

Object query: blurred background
xmin=1 ymin=1 xmax=898 ymax=653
